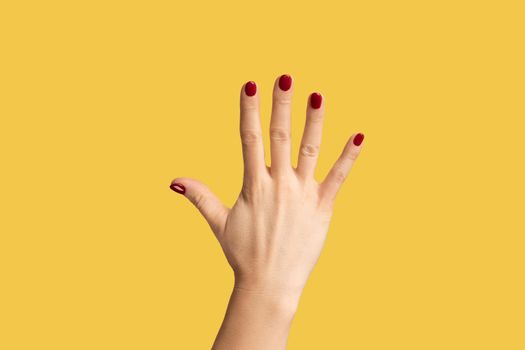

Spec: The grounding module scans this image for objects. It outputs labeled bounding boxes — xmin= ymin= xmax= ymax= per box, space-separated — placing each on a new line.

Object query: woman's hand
xmin=170 ymin=74 xmax=364 ymax=349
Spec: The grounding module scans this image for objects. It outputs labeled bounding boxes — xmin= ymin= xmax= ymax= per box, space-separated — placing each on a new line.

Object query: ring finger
xmin=296 ymin=92 xmax=324 ymax=180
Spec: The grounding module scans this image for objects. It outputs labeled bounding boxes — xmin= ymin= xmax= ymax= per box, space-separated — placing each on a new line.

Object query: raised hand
xmin=170 ymin=74 xmax=365 ymax=350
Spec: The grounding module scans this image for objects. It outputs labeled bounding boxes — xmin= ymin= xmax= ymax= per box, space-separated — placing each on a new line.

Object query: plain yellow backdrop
xmin=1 ymin=0 xmax=524 ymax=349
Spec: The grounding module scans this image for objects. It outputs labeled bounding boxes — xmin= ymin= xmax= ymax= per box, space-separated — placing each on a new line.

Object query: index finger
xmin=240 ymin=81 xmax=267 ymax=183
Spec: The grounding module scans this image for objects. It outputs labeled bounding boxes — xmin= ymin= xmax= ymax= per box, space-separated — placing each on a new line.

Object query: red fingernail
xmin=170 ymin=182 xmax=186 ymax=194
xmin=245 ymin=81 xmax=257 ymax=96
xmin=353 ymin=133 xmax=365 ymax=146
xmin=310 ymin=92 xmax=322 ymax=109
xmin=278 ymin=74 xmax=292 ymax=91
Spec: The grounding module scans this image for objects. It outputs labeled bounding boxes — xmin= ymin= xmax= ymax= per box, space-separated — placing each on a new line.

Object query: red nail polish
xmin=353 ymin=133 xmax=364 ymax=146
xmin=310 ymin=92 xmax=322 ymax=109
xmin=245 ymin=81 xmax=257 ymax=96
xmin=278 ymin=74 xmax=292 ymax=91
xmin=170 ymin=182 xmax=186 ymax=194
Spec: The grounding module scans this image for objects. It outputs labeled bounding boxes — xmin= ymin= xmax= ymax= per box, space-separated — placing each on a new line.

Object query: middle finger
xmin=269 ymin=74 xmax=294 ymax=177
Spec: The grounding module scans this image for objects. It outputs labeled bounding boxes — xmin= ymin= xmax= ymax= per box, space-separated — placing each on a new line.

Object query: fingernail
xmin=170 ymin=182 xmax=186 ymax=194
xmin=278 ymin=74 xmax=292 ymax=91
xmin=245 ymin=81 xmax=257 ymax=96
xmin=353 ymin=133 xmax=365 ymax=146
xmin=310 ymin=92 xmax=322 ymax=109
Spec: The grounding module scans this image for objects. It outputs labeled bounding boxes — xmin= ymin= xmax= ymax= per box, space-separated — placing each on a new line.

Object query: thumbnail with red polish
xmin=170 ymin=182 xmax=186 ymax=194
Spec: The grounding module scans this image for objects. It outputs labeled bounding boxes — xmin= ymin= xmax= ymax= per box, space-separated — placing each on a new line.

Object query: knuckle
xmin=193 ymin=193 xmax=208 ymax=211
xmin=240 ymin=101 xmax=258 ymax=112
xmin=345 ymin=150 xmax=359 ymax=161
xmin=275 ymin=179 xmax=296 ymax=195
xmin=273 ymin=172 xmax=300 ymax=191
xmin=332 ymin=169 xmax=347 ymax=184
xmin=308 ymin=112 xmax=324 ymax=123
xmin=270 ymin=127 xmax=290 ymax=142
xmin=273 ymin=95 xmax=292 ymax=106
xmin=318 ymin=200 xmax=334 ymax=218
xmin=300 ymin=143 xmax=320 ymax=158
xmin=241 ymin=184 xmax=254 ymax=201
xmin=242 ymin=178 xmax=264 ymax=202
xmin=240 ymin=129 xmax=262 ymax=145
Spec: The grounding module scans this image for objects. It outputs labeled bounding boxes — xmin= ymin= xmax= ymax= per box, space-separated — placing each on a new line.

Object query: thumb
xmin=169 ymin=177 xmax=229 ymax=236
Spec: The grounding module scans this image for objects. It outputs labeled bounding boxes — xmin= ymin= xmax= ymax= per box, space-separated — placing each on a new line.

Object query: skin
xmin=171 ymin=74 xmax=364 ymax=349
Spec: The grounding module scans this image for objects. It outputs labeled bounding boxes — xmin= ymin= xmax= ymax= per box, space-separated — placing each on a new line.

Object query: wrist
xmin=231 ymin=284 xmax=302 ymax=319
xmin=212 ymin=284 xmax=300 ymax=349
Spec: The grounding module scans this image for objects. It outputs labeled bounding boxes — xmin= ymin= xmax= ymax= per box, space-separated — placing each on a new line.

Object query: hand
xmin=170 ymin=74 xmax=365 ymax=301
xmin=171 ymin=74 xmax=365 ymax=349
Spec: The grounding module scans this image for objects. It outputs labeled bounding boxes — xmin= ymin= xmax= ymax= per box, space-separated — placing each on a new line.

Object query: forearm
xmin=211 ymin=286 xmax=302 ymax=350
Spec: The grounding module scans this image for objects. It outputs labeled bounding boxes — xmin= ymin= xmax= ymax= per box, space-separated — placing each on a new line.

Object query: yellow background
xmin=1 ymin=0 xmax=524 ymax=349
